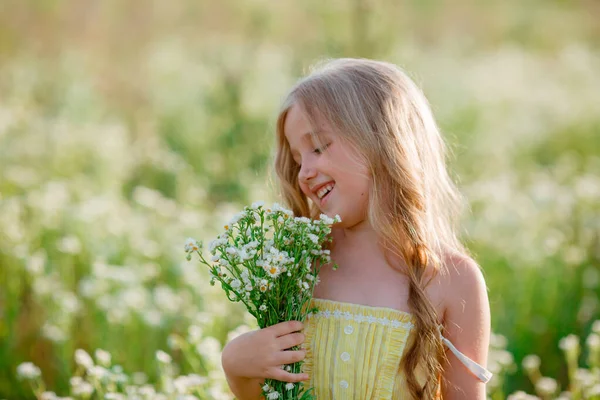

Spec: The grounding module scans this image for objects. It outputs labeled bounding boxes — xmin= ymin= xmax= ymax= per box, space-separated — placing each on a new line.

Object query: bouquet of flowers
xmin=184 ymin=201 xmax=340 ymax=400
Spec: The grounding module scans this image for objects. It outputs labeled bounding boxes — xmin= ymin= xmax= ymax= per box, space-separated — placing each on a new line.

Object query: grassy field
xmin=1 ymin=1 xmax=599 ymax=399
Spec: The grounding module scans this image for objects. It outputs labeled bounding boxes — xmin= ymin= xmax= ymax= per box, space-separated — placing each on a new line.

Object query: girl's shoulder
xmin=438 ymin=252 xmax=489 ymax=316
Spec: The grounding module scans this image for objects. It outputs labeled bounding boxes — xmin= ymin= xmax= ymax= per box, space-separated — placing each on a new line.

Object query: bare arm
xmin=441 ymin=256 xmax=491 ymax=400
xmin=220 ymin=321 xmax=309 ymax=400
xmin=222 ymin=365 xmax=263 ymax=400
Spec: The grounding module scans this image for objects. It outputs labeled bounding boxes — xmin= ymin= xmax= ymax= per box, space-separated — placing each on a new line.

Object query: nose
xmin=298 ymin=160 xmax=317 ymax=184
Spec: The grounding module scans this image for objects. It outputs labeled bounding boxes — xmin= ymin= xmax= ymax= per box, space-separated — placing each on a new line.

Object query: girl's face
xmin=283 ymin=103 xmax=371 ymax=228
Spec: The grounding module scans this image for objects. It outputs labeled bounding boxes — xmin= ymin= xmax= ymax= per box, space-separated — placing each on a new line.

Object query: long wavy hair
xmin=273 ymin=58 xmax=469 ymax=399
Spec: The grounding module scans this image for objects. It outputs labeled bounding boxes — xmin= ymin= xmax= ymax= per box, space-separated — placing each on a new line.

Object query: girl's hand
xmin=221 ymin=320 xmax=309 ymax=383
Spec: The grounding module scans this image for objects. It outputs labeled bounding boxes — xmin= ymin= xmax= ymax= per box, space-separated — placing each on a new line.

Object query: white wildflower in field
xmin=177 ymin=395 xmax=199 ymax=400
xmin=69 ymin=376 xmax=82 ymax=386
xmin=560 ymin=335 xmax=580 ymax=352
xmin=42 ymin=323 xmax=67 ymax=343
xmin=40 ymin=392 xmax=57 ymax=400
xmin=156 ymin=350 xmax=172 ymax=364
xmin=186 ymin=374 xmax=209 ymax=387
xmin=195 ymin=337 xmax=222 ymax=367
xmin=586 ymin=333 xmax=600 ymax=351
xmin=71 ymin=381 xmax=93 ymax=396
xmin=507 ymin=391 xmax=540 ymax=400
xmin=59 ymin=292 xmax=81 ymax=315
xmin=173 ymin=374 xmax=209 ymax=394
xmin=131 ymin=372 xmax=148 ymax=385
xmin=188 ymin=325 xmax=203 ymax=343
xmin=74 ymin=349 xmax=94 ymax=369
xmin=559 ymin=334 xmax=581 ymax=368
xmin=56 ymin=235 xmax=82 ymax=254
xmin=185 ymin=203 xmax=340 ymax=399
xmin=95 ymin=349 xmax=112 ymax=367
xmin=26 ymin=249 xmax=46 ymax=275
xmin=87 ymin=366 xmax=108 ymax=380
xmin=522 ymin=354 xmax=541 ymax=372
xmin=586 ymin=384 xmax=600 ymax=397
xmin=16 ymin=362 xmax=41 ymax=380
xmin=592 ymin=320 xmax=600 ymax=334
xmin=575 ymin=368 xmax=596 ymax=388
xmin=143 ymin=310 xmax=163 ymax=327
xmin=535 ymin=377 xmax=558 ymax=397
xmin=137 ymin=384 xmax=154 ymax=395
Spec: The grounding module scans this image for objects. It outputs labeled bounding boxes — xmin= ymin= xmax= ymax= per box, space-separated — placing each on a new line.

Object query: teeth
xmin=317 ymin=183 xmax=335 ymax=199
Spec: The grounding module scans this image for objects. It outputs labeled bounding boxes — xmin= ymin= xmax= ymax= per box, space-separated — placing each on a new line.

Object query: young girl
xmin=221 ymin=58 xmax=492 ymax=400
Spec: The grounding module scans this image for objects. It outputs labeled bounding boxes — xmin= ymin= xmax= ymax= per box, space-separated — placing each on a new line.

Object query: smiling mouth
xmin=316 ymin=182 xmax=335 ymax=204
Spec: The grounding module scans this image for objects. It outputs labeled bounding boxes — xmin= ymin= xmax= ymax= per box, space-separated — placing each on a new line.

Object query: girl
xmin=221 ymin=58 xmax=492 ymax=400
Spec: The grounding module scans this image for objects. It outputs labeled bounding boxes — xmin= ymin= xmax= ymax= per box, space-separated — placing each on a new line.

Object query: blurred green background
xmin=1 ymin=0 xmax=599 ymax=399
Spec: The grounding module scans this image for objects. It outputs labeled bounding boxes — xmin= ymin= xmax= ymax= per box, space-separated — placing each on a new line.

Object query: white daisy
xmin=227 ymin=212 xmax=244 ymax=226
xmin=319 ymin=214 xmax=334 ymax=224
xmin=265 ymin=265 xmax=281 ymax=278
xmin=184 ymin=238 xmax=199 ymax=253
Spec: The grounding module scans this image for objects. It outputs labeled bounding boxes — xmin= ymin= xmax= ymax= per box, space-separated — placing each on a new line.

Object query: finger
xmin=275 ymin=349 xmax=307 ymax=365
xmin=269 ymin=320 xmax=303 ymax=337
xmin=277 ymin=332 xmax=306 ymax=350
xmin=268 ymin=367 xmax=310 ymax=383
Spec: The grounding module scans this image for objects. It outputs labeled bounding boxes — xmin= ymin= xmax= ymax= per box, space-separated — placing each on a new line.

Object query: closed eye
xmin=313 ymin=143 xmax=331 ymax=155
xmin=292 ymin=142 xmax=331 ymax=166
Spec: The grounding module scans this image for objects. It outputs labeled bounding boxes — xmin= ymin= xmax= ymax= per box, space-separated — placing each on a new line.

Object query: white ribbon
xmin=440 ymin=332 xmax=493 ymax=383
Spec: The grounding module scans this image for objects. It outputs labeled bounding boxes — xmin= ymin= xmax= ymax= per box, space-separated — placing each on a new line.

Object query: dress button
xmin=344 ymin=325 xmax=354 ymax=334
xmin=340 ymin=352 xmax=351 ymax=362
xmin=340 ymin=380 xmax=349 ymax=389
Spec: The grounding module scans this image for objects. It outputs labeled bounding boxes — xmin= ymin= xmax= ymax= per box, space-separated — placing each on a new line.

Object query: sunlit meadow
xmin=1 ymin=1 xmax=599 ymax=399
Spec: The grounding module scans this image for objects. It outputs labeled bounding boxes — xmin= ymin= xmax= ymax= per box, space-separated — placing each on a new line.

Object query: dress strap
xmin=439 ymin=328 xmax=493 ymax=383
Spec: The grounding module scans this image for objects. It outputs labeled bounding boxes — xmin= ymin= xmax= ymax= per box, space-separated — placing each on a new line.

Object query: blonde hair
xmin=274 ymin=58 xmax=469 ymax=399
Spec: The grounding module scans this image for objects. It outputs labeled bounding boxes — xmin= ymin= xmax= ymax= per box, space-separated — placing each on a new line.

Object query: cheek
xmin=342 ymin=168 xmax=370 ymax=193
xmin=346 ymin=177 xmax=371 ymax=209
xmin=299 ymin=182 xmax=311 ymax=197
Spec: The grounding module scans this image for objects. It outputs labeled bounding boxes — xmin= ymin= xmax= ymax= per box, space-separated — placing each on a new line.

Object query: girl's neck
xmin=332 ymin=222 xmax=381 ymax=256
xmin=331 ymin=222 xmax=411 ymax=275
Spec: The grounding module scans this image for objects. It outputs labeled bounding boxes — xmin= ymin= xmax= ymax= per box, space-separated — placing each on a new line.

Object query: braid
xmin=402 ymin=245 xmax=446 ymax=399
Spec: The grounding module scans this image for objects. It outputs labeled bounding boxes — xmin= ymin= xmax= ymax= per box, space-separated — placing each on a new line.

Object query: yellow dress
xmin=302 ymin=298 xmax=492 ymax=400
